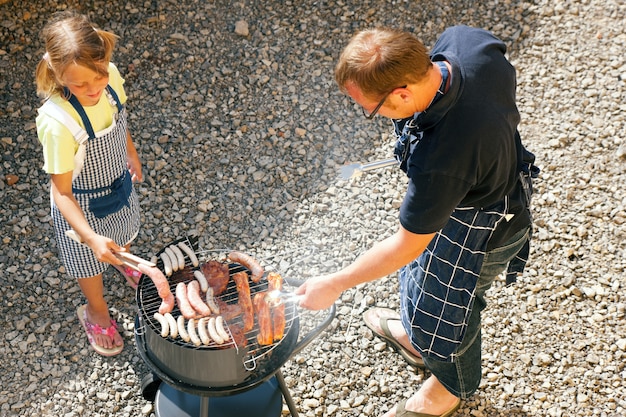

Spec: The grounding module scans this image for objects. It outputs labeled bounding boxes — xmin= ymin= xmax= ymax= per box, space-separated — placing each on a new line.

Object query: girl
xmin=36 ymin=11 xmax=142 ymax=356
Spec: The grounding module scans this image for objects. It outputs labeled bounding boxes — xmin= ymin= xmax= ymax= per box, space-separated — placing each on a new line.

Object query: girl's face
xmin=61 ymin=62 xmax=109 ymax=106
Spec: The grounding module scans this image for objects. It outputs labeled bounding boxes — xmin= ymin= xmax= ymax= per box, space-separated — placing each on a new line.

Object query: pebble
xmin=1 ymin=0 xmax=624 ymax=416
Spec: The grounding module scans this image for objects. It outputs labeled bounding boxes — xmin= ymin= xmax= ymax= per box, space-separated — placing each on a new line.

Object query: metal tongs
xmin=65 ymin=229 xmax=156 ymax=272
xmin=337 ymin=157 xmax=397 ymax=180
xmin=264 ymin=289 xmax=304 ymax=306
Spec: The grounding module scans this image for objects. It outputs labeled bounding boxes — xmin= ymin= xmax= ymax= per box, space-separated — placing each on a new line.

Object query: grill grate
xmin=136 ymin=239 xmax=298 ymax=370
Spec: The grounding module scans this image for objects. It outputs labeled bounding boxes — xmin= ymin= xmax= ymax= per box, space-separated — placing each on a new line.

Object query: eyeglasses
xmin=361 ymin=85 xmax=406 ymax=119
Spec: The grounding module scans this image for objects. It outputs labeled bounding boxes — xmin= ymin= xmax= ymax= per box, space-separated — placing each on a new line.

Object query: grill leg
xmin=275 ymin=370 xmax=299 ymax=417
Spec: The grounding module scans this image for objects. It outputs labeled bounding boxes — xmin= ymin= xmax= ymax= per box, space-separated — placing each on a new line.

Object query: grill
xmin=134 ymin=236 xmax=335 ymax=417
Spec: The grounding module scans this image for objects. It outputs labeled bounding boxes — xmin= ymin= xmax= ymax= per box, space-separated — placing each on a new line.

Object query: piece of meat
xmin=253 ymin=292 xmax=273 ymax=345
xmin=228 ymin=251 xmax=264 ymax=282
xmin=138 ymin=264 xmax=171 ymax=299
xmin=266 ymin=272 xmax=286 ymax=341
xmin=158 ymin=293 xmax=175 ymax=315
xmin=232 ymin=271 xmax=254 ymax=332
xmin=201 ymin=260 xmax=230 ymax=295
xmin=187 ymin=279 xmax=212 ymax=317
xmin=216 ymin=300 xmax=242 ymax=321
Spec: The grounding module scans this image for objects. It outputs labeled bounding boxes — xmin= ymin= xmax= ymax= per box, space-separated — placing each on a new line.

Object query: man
xmin=296 ymin=26 xmax=538 ymax=417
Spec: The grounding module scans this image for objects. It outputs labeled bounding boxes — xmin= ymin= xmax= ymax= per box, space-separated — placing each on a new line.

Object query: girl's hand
xmin=85 ymin=234 xmax=125 ymax=265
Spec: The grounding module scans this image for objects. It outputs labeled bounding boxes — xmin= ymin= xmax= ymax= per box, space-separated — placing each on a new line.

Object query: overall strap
xmin=38 ymin=100 xmax=90 ymax=145
xmin=64 ymin=87 xmax=96 ymax=140
xmin=105 ymin=85 xmax=123 ymax=112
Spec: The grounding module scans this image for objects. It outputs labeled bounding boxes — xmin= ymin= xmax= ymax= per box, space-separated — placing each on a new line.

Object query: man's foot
xmin=363 ymin=307 xmax=424 ymax=368
xmin=381 ymin=376 xmax=461 ymax=417
xmin=77 ymin=304 xmax=123 ymax=356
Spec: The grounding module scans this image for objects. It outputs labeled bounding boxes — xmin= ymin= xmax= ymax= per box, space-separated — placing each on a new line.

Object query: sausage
xmin=178 ymin=241 xmax=199 ymax=267
xmin=197 ymin=317 xmax=211 ymax=345
xmin=177 ymin=315 xmax=190 ymax=342
xmin=215 ymin=316 xmax=230 ymax=342
xmin=158 ymin=293 xmax=175 ymax=315
xmin=193 ymin=270 xmax=209 ymax=293
xmin=187 ymin=318 xmax=202 ymax=346
xmin=160 ymin=252 xmax=173 ymax=276
xmin=138 ymin=264 xmax=172 ymax=299
xmin=176 ymin=282 xmax=196 ymax=319
xmin=207 ymin=317 xmax=225 ymax=344
xmin=187 ymin=280 xmax=212 ymax=317
xmin=205 ymin=287 xmax=220 ymax=314
xmin=228 ymin=251 xmax=264 ymax=282
xmin=164 ymin=312 xmax=178 ymax=338
xmin=170 ymin=244 xmax=186 ymax=270
xmin=153 ymin=313 xmax=169 ymax=337
xmin=164 ymin=247 xmax=179 ymax=272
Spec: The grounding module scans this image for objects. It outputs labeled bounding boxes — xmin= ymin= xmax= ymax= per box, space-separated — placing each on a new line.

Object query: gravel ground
xmin=1 ymin=0 xmax=625 ymax=416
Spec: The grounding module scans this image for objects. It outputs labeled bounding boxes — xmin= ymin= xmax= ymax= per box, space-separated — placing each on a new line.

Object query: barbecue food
xmin=201 ymin=260 xmax=230 ymax=295
xmin=165 ymin=247 xmax=179 ymax=272
xmin=267 ymin=272 xmax=286 ymax=341
xmin=154 ymin=312 xmax=169 ymax=337
xmin=216 ymin=299 xmax=242 ymax=321
xmin=232 ymin=271 xmax=254 ymax=331
xmin=215 ymin=316 xmax=230 ymax=342
xmin=177 ymin=315 xmax=190 ymax=342
xmin=176 ymin=282 xmax=196 ymax=319
xmin=177 ymin=241 xmax=199 ymax=267
xmin=207 ymin=317 xmax=225 ymax=344
xmin=193 ymin=270 xmax=209 ymax=292
xmin=198 ymin=317 xmax=211 ymax=345
xmin=138 ymin=264 xmax=175 ymax=314
xmin=187 ymin=279 xmax=212 ymax=317
xmin=169 ymin=244 xmax=186 ymax=270
xmin=187 ymin=318 xmax=202 ymax=346
xmin=205 ymin=287 xmax=220 ymax=314
xmin=253 ymin=293 xmax=273 ymax=345
xmin=165 ymin=313 xmax=178 ymax=338
xmin=160 ymin=252 xmax=173 ymax=276
xmin=228 ymin=251 xmax=264 ymax=282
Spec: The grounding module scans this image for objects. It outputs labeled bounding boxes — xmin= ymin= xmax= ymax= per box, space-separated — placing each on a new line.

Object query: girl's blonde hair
xmin=335 ymin=28 xmax=431 ymax=100
xmin=35 ymin=11 xmax=118 ymax=99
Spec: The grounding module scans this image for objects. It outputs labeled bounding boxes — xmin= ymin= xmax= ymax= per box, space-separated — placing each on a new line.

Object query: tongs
xmin=337 ymin=157 xmax=397 ymax=180
xmin=65 ymin=229 xmax=156 ymax=272
xmin=264 ymin=289 xmax=304 ymax=306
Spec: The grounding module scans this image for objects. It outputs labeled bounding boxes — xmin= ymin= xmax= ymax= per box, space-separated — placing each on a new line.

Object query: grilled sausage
xmin=228 ymin=251 xmax=264 ymax=282
xmin=159 ymin=293 xmax=175 ymax=315
xmin=187 ymin=318 xmax=201 ymax=346
xmin=138 ymin=264 xmax=171 ymax=298
xmin=176 ymin=282 xmax=196 ymax=319
xmin=170 ymin=244 xmax=186 ymax=270
xmin=177 ymin=315 xmax=190 ymax=342
xmin=193 ymin=270 xmax=209 ymax=293
xmin=187 ymin=280 xmax=212 ymax=317
xmin=178 ymin=241 xmax=199 ymax=267
xmin=154 ymin=313 xmax=169 ymax=337
xmin=164 ymin=247 xmax=179 ymax=272
xmin=205 ymin=287 xmax=220 ymax=314
xmin=160 ymin=252 xmax=173 ymax=276
xmin=207 ymin=317 xmax=225 ymax=344
xmin=164 ymin=312 xmax=178 ymax=338
xmin=215 ymin=316 xmax=230 ymax=342
xmin=197 ymin=317 xmax=211 ymax=345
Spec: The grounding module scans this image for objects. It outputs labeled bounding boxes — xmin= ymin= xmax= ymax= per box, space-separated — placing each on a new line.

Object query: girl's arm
xmin=126 ymin=130 xmax=142 ymax=182
xmin=50 ymin=171 xmax=125 ymax=264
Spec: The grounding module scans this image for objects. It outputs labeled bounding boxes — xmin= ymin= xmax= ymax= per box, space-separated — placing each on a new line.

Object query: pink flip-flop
xmin=113 ymin=265 xmax=142 ymax=289
xmin=77 ymin=305 xmax=123 ymax=356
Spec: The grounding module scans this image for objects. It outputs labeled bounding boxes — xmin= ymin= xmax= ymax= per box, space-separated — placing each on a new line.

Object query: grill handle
xmin=291 ymin=303 xmax=336 ymax=356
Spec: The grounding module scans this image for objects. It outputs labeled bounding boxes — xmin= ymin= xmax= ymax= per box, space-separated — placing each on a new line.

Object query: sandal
xmin=113 ymin=265 xmax=142 ymax=289
xmin=77 ymin=304 xmax=123 ymax=356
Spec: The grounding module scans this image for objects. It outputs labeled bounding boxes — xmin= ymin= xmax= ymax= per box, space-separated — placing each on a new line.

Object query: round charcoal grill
xmin=134 ymin=237 xmax=335 ymax=417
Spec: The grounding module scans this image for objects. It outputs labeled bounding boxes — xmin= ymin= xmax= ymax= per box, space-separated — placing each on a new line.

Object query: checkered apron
xmin=52 ymin=89 xmax=140 ymax=279
xmin=399 ymin=200 xmax=507 ymax=362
